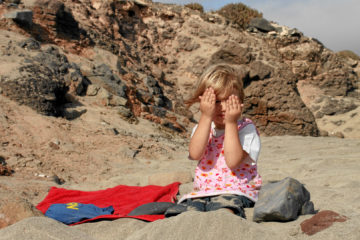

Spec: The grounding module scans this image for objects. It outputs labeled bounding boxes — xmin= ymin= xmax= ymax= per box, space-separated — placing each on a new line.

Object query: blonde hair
xmin=185 ymin=64 xmax=245 ymax=106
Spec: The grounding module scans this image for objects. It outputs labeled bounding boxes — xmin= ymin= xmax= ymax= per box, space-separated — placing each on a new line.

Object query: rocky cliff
xmin=1 ymin=0 xmax=359 ymax=137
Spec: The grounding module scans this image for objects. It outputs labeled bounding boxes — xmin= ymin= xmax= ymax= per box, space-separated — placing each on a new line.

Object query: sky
xmin=154 ymin=0 xmax=360 ymax=55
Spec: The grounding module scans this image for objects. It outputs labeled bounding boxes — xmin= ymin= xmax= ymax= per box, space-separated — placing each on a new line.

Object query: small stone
xmin=109 ymin=95 xmax=127 ymax=106
xmin=86 ymin=84 xmax=101 ymax=96
xmin=49 ymin=142 xmax=60 ymax=150
xmin=0 ymin=165 xmax=13 ymax=176
xmin=63 ymin=108 xmax=87 ymax=120
xmin=329 ymin=131 xmax=344 ymax=138
xmin=253 ymin=177 xmax=315 ymax=222
xmin=52 ymin=174 xmax=65 ymax=185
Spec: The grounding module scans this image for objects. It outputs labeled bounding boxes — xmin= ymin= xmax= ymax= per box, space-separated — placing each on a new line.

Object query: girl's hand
xmin=225 ymin=95 xmax=243 ymax=124
xmin=199 ymin=87 xmax=216 ymax=119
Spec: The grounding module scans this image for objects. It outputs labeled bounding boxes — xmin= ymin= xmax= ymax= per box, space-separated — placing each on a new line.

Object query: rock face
xmin=0 ymin=0 xmax=359 ymax=137
xmin=253 ymin=177 xmax=315 ymax=222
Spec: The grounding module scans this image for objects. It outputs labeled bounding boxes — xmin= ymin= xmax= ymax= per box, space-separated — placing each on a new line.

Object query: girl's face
xmin=213 ymin=96 xmax=227 ymax=129
xmin=213 ymin=91 xmax=241 ymax=129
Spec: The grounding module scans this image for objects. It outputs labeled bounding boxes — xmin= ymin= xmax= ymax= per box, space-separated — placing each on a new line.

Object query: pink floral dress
xmin=179 ymin=118 xmax=262 ymax=203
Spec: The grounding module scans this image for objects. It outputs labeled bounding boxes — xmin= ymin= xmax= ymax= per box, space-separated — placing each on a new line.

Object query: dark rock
xmin=65 ymin=69 xmax=89 ymax=96
xmin=4 ymin=10 xmax=33 ymax=25
xmin=288 ymin=28 xmax=302 ymax=37
xmin=145 ymin=76 xmax=163 ymax=96
xmin=0 ymin=165 xmax=13 ymax=176
xmin=300 ymin=210 xmax=347 ymax=236
xmin=8 ymin=0 xmax=21 ymax=4
xmin=94 ymin=64 xmax=127 ymax=98
xmin=62 ymin=108 xmax=87 ymax=120
xmin=253 ymin=177 xmax=315 ymax=222
xmin=249 ymin=18 xmax=275 ymax=33
xmin=52 ymin=174 xmax=65 ymax=185
xmin=18 ymin=38 xmax=40 ymax=50
xmin=0 ymin=45 xmax=71 ymax=116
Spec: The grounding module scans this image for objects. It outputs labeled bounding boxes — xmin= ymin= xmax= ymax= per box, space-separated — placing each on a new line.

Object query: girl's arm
xmin=189 ymin=88 xmax=215 ymax=160
xmin=224 ymin=95 xmax=247 ymax=169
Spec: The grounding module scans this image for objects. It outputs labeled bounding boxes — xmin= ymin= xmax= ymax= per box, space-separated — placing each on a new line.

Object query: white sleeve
xmin=190 ymin=124 xmax=198 ymax=138
xmin=238 ymin=124 xmax=261 ymax=163
xmin=188 ymin=125 xmax=198 ymax=160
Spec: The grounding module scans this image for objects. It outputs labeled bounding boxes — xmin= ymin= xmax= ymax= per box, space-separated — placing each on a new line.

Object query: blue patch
xmin=45 ymin=202 xmax=114 ymax=224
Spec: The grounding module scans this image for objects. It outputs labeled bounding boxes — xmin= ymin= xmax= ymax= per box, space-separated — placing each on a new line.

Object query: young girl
xmin=165 ymin=64 xmax=262 ymax=218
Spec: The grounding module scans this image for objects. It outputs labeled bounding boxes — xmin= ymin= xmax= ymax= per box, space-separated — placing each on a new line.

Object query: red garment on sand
xmin=36 ymin=182 xmax=180 ymax=225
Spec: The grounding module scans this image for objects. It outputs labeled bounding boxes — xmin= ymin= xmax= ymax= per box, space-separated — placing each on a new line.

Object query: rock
xmin=65 ymin=69 xmax=89 ymax=96
xmin=253 ymin=177 xmax=315 ymax=222
xmin=116 ymin=106 xmax=138 ymax=124
xmin=18 ymin=38 xmax=40 ymax=50
xmin=96 ymin=87 xmax=111 ymax=105
xmin=8 ymin=0 xmax=21 ymax=4
xmin=0 ymin=165 xmax=12 ymax=176
xmin=329 ymin=131 xmax=344 ymax=138
xmin=86 ymin=84 xmax=101 ymax=96
xmin=0 ymin=44 xmax=70 ymax=116
xmin=145 ymin=76 xmax=163 ymax=96
xmin=109 ymin=95 xmax=127 ymax=107
xmin=62 ymin=108 xmax=87 ymax=120
xmin=300 ymin=210 xmax=348 ymax=236
xmin=4 ymin=10 xmax=33 ymax=25
xmin=148 ymin=171 xmax=192 ymax=186
xmin=249 ymin=18 xmax=275 ymax=32
xmin=52 ymin=174 xmax=65 ymax=185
